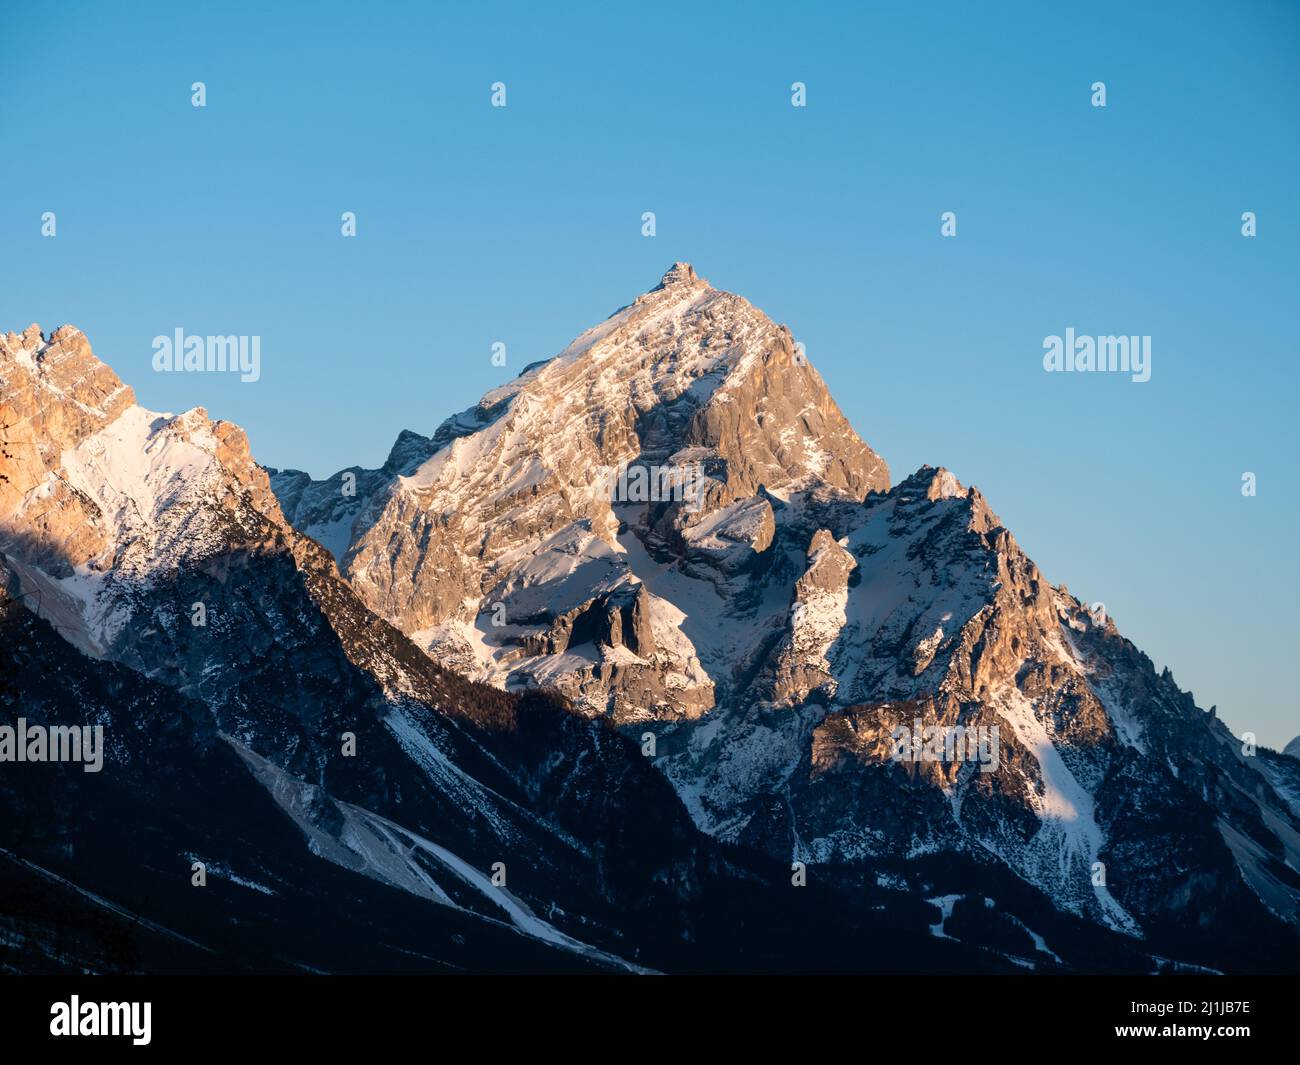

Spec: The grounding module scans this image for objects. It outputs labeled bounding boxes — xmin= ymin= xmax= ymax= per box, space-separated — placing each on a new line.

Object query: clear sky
xmin=2 ymin=1 xmax=1297 ymax=748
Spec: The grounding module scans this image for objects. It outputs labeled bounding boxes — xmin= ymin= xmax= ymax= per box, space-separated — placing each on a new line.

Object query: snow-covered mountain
xmin=269 ymin=265 xmax=1300 ymax=971
xmin=269 ymin=263 xmax=887 ymax=720
xmin=3 ymin=268 xmax=1299 ymax=973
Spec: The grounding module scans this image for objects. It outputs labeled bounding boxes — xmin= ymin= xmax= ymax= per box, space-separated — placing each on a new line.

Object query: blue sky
xmin=2 ymin=1 xmax=1297 ymax=747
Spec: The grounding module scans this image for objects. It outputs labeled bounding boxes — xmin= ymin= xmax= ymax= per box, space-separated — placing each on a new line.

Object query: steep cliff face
xmin=1 ymin=325 xmax=136 ymax=589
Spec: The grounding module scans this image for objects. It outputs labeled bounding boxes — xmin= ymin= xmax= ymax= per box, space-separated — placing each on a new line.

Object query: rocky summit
xmin=3 ymin=268 xmax=1299 ymax=974
xmin=270 ymin=263 xmax=888 ymax=720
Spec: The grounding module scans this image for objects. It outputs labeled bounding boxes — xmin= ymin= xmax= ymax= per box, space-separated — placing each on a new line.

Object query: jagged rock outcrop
xmin=763 ymin=529 xmax=856 ymax=705
xmin=268 ymin=429 xmax=438 ymax=562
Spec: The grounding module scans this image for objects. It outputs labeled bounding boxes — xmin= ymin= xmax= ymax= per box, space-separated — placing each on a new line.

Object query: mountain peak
xmin=657 ymin=262 xmax=698 ymax=288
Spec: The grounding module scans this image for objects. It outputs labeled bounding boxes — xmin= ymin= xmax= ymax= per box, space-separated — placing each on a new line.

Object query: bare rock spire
xmin=658 ymin=262 xmax=697 ymax=287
